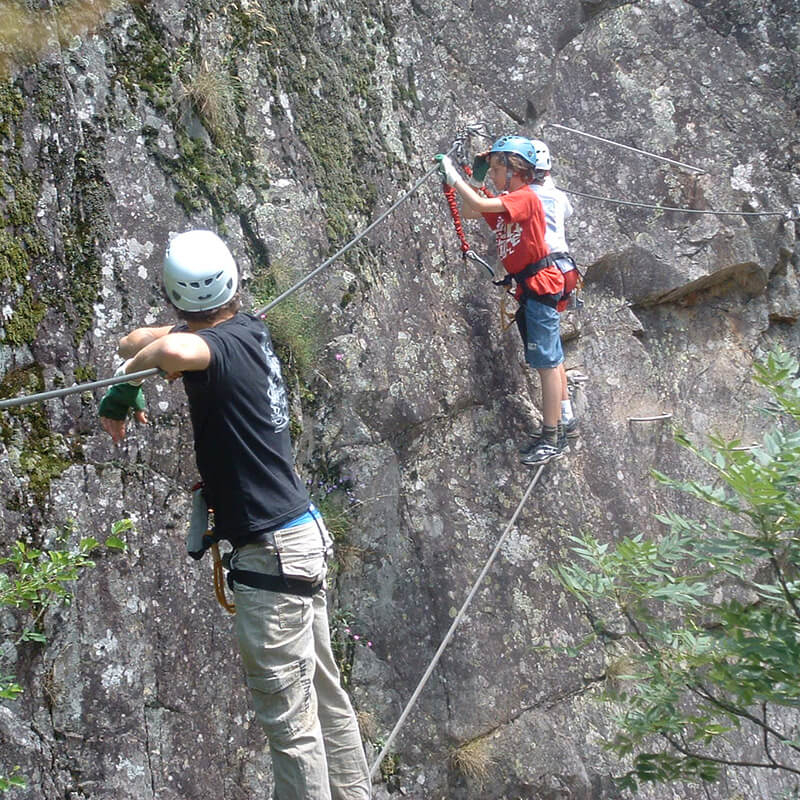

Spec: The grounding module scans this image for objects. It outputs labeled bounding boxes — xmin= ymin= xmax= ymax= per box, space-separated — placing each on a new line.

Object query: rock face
xmin=0 ymin=0 xmax=797 ymax=798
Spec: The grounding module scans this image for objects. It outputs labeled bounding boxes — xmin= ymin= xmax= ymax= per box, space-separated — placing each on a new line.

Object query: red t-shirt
xmin=482 ymin=185 xmax=564 ymax=297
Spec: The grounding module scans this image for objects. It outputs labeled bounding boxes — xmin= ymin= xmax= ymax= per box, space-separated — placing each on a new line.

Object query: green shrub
xmin=0 ymin=520 xmax=129 ymax=790
xmin=555 ymin=348 xmax=800 ymax=791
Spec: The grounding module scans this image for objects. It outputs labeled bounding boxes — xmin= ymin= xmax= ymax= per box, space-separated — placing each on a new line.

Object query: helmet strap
xmin=501 ymin=153 xmax=512 ymax=192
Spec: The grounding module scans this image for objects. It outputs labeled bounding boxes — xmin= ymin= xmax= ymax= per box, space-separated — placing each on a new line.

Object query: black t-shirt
xmin=181 ymin=313 xmax=310 ymax=543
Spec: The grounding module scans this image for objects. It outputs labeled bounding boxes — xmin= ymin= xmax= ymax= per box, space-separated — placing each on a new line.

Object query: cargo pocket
xmin=245 ymin=658 xmax=315 ymax=740
xmin=273 ymin=518 xmax=332 ymax=583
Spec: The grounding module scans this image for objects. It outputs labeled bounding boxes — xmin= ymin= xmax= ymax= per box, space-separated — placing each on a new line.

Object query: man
xmin=99 ymin=229 xmax=371 ymax=800
xmin=436 ymin=137 xmax=566 ymax=466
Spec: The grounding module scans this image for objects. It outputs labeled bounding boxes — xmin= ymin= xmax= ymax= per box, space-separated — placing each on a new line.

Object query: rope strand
xmin=443 ymin=184 xmax=471 ymax=254
xmin=545 ymin=122 xmax=792 ymax=218
xmin=545 ymin=122 xmax=706 ymax=174
xmin=369 ymin=465 xmax=546 ymax=779
xmin=0 ymin=145 xmax=460 ymax=411
xmin=563 ymin=187 xmax=791 ymax=218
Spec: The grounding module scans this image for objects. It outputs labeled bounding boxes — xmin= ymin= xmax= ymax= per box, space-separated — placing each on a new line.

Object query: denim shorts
xmin=522 ymin=296 xmax=564 ymax=369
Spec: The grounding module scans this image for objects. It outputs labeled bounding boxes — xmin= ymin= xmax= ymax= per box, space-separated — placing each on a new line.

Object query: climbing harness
xmin=192 ymin=481 xmax=328 ymax=609
xmin=369 ymin=464 xmax=546 ymax=779
xmin=206 ymin=523 xmax=324 ymax=613
xmin=225 ymin=568 xmax=322 ymax=597
xmin=206 ymin=520 xmax=325 ymax=612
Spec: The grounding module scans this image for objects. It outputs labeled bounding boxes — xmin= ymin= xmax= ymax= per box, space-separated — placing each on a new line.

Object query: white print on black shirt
xmin=259 ymin=331 xmax=290 ymax=432
xmin=494 ymin=219 xmax=523 ymax=260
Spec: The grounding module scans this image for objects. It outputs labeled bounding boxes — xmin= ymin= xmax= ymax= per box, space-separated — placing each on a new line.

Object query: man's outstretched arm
xmin=118 ymin=325 xmax=175 ymax=358
xmin=122 ymin=331 xmax=212 ymax=375
xmin=100 ymin=332 xmax=211 ymax=444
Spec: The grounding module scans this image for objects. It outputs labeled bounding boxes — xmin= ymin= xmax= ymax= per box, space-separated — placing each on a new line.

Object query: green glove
xmin=470 ymin=154 xmax=489 ymax=186
xmin=434 ymin=154 xmax=461 ymax=187
xmin=98 ymin=383 xmax=146 ymax=420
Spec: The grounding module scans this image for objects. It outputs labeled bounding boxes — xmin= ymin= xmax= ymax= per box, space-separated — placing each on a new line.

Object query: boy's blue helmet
xmin=489 ymin=135 xmax=538 ymax=168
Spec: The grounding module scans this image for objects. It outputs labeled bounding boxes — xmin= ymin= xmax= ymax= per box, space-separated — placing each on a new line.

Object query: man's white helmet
xmin=529 ymin=139 xmax=552 ymax=171
xmin=163 ymin=230 xmax=238 ymax=312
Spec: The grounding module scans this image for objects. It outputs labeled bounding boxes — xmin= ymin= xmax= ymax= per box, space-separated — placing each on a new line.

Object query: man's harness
xmin=226 ymin=560 xmax=322 ymax=598
xmin=209 ymin=534 xmax=323 ymax=614
xmin=189 ymin=484 xmax=322 ymax=614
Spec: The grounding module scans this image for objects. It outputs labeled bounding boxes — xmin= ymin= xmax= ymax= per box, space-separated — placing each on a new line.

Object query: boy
xmin=99 ymin=230 xmax=371 ymax=800
xmin=529 ymin=138 xmax=580 ymax=442
xmin=436 ymin=136 xmax=566 ymax=466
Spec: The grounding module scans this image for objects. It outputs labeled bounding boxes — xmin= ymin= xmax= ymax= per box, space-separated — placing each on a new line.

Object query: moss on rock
xmin=0 ymin=366 xmax=75 ymax=505
xmin=0 ymin=79 xmax=51 ymax=347
xmin=254 ymin=0 xmax=392 ymax=244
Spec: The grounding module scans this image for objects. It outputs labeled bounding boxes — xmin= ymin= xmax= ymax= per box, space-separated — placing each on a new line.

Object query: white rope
xmin=545 ymin=122 xmax=706 ymax=174
xmin=546 ymin=123 xmax=793 ymax=219
xmin=562 ymin=187 xmax=791 ymax=218
xmin=0 ymin=147 xmax=458 ymax=411
xmin=368 ymin=464 xmax=546 ymax=779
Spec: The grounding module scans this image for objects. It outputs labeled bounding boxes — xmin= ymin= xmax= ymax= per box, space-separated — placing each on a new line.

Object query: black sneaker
xmin=520 ymin=438 xmax=564 ymax=466
xmin=520 ymin=419 xmax=579 ymax=453
xmin=519 ymin=430 xmax=544 ymax=456
xmin=563 ymin=418 xmax=580 ymax=439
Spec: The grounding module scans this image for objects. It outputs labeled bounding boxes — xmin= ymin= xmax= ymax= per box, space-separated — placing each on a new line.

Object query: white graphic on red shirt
xmin=494 ymin=219 xmax=523 ymax=260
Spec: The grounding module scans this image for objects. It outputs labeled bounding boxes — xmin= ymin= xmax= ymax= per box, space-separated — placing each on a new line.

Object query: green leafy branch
xmin=554 ymin=348 xmax=800 ymax=791
xmin=0 ymin=519 xmax=130 ymax=791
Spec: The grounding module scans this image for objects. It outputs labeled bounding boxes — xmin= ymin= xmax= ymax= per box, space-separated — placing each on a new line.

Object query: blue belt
xmin=280 ymin=504 xmax=321 ymax=529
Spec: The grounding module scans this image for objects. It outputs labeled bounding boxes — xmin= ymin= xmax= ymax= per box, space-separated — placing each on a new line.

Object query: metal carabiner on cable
xmin=441 ymin=124 xmax=499 ymax=280
xmin=464 ymin=249 xmax=494 ymax=277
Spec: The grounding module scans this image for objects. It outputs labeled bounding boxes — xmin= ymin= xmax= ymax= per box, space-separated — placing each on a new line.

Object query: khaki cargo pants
xmin=230 ymin=517 xmax=371 ymax=800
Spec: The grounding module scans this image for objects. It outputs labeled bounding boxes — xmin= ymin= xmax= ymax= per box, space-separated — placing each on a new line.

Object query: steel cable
xmin=0 ymin=146 xmax=458 ymax=411
xmin=369 ymin=464 xmax=546 ymax=779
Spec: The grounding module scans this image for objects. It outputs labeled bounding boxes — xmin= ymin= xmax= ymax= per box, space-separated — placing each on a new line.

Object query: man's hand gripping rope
xmin=98 ymin=359 xmax=149 ymax=444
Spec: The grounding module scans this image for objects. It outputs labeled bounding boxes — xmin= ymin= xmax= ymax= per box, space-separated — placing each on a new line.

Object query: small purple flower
xmin=335 ymin=353 xmax=343 ymax=361
xmin=353 ymin=634 xmax=360 ymax=641
xmin=367 ymin=641 xmax=373 ymax=648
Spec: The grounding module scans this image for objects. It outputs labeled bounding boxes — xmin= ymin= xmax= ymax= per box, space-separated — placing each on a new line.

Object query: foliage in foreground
xmin=0 ymin=520 xmax=129 ymax=791
xmin=556 ymin=349 xmax=800 ymax=791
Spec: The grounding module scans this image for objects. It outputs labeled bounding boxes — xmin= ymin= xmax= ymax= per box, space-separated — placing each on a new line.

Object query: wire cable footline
xmin=369 ymin=464 xmax=546 ymax=779
xmin=562 ymin=187 xmax=792 ymax=218
xmin=545 ymin=122 xmax=706 ymax=173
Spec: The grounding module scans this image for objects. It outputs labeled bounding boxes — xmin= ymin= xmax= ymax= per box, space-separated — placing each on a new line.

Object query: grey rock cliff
xmin=0 ymin=0 xmax=798 ymax=798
